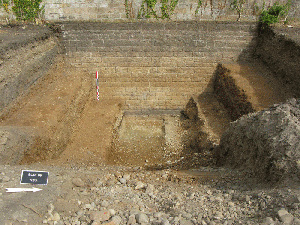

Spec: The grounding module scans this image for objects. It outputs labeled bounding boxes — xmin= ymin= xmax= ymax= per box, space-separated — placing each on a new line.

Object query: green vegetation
xmin=160 ymin=0 xmax=178 ymax=19
xmin=1 ymin=0 xmax=10 ymax=13
xmin=259 ymin=1 xmax=291 ymax=26
xmin=195 ymin=0 xmax=202 ymax=16
xmin=125 ymin=0 xmax=134 ymax=18
xmin=137 ymin=0 xmax=158 ymax=19
xmin=12 ymin=0 xmax=44 ymax=21
xmin=230 ymin=0 xmax=246 ymax=21
xmin=137 ymin=0 xmax=179 ymax=19
xmin=1 ymin=0 xmax=44 ymax=22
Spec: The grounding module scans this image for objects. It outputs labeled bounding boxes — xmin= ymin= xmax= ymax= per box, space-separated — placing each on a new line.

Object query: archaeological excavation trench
xmin=0 ymin=22 xmax=298 ymax=170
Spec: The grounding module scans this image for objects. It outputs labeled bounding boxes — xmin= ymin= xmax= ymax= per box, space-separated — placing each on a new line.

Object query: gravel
xmin=0 ymin=164 xmax=300 ymax=225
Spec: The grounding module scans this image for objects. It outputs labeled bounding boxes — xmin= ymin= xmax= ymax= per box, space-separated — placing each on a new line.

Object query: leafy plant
xmin=259 ymin=1 xmax=291 ymax=26
xmin=12 ymin=0 xmax=45 ymax=22
xmin=161 ymin=0 xmax=178 ymax=19
xmin=1 ymin=0 xmax=10 ymax=13
xmin=125 ymin=0 xmax=134 ymax=18
xmin=137 ymin=0 xmax=178 ymax=19
xmin=230 ymin=0 xmax=246 ymax=21
xmin=138 ymin=0 xmax=158 ymax=18
xmin=195 ymin=0 xmax=202 ymax=16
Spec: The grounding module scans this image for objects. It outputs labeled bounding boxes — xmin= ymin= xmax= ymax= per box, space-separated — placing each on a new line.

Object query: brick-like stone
xmin=59 ymin=22 xmax=257 ymax=110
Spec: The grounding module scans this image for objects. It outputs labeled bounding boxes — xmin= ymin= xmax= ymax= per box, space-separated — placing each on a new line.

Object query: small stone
xmin=119 ymin=178 xmax=126 ymax=184
xmin=172 ymin=217 xmax=180 ymax=223
xmin=72 ymin=178 xmax=85 ymax=187
xmin=2 ymin=176 xmax=10 ymax=182
xmin=123 ymin=174 xmax=130 ymax=180
xmin=214 ymin=211 xmax=223 ymax=220
xmin=76 ymin=210 xmax=85 ymax=217
xmin=278 ymin=208 xmax=289 ymax=218
xmin=191 ymin=218 xmax=197 ymax=224
xmin=111 ymin=215 xmax=122 ymax=225
xmin=136 ymin=213 xmax=149 ymax=223
xmin=245 ymin=195 xmax=251 ymax=202
xmin=108 ymin=209 xmax=116 ymax=216
xmin=262 ymin=217 xmax=275 ymax=225
xmin=179 ymin=219 xmax=193 ymax=225
xmin=280 ymin=214 xmax=294 ymax=224
xmin=161 ymin=218 xmax=170 ymax=225
xmin=162 ymin=174 xmax=168 ymax=179
xmin=206 ymin=190 xmax=212 ymax=195
xmin=293 ymin=218 xmax=300 ymax=225
xmin=92 ymin=222 xmax=101 ymax=225
xmin=90 ymin=210 xmax=111 ymax=222
xmin=48 ymin=203 xmax=55 ymax=214
xmin=101 ymin=200 xmax=109 ymax=207
xmin=85 ymin=203 xmax=93 ymax=210
xmin=228 ymin=190 xmax=235 ymax=194
xmin=154 ymin=212 xmax=163 ymax=218
xmin=227 ymin=201 xmax=234 ymax=207
xmin=135 ymin=181 xmax=146 ymax=190
xmin=145 ymin=184 xmax=155 ymax=195
xmin=114 ymin=172 xmax=122 ymax=178
xmin=52 ymin=212 xmax=60 ymax=221
xmin=127 ymin=214 xmax=136 ymax=224
xmin=106 ymin=178 xmax=117 ymax=186
xmin=182 ymin=212 xmax=192 ymax=219
xmin=55 ymin=221 xmax=64 ymax=225
xmin=95 ymin=180 xmax=103 ymax=187
xmin=129 ymin=209 xmax=140 ymax=215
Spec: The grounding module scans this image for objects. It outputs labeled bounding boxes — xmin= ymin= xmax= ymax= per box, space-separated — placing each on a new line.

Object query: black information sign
xmin=20 ymin=170 xmax=49 ymax=185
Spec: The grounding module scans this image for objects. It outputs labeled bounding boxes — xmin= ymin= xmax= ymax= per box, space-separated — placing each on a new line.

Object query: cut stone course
xmin=62 ymin=21 xmax=256 ymax=111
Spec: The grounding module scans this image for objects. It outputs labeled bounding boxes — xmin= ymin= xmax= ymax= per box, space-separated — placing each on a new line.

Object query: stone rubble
xmin=1 ymin=164 xmax=300 ymax=225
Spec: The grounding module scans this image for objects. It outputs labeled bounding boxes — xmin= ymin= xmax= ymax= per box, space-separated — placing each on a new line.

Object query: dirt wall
xmin=213 ymin=64 xmax=255 ymax=121
xmin=255 ymin=24 xmax=300 ymax=98
xmin=0 ymin=25 xmax=61 ymax=112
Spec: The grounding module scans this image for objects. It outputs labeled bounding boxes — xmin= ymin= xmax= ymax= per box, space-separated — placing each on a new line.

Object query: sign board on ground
xmin=20 ymin=170 xmax=49 ymax=185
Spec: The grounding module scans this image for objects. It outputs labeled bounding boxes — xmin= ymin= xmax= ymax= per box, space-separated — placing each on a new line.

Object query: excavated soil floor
xmin=0 ymin=23 xmax=296 ymax=169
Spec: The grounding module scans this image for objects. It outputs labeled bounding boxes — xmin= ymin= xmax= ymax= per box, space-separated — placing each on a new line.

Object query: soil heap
xmin=215 ymin=98 xmax=300 ymax=183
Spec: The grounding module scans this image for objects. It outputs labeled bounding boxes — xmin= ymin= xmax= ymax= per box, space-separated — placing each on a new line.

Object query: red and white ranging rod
xmin=96 ymin=71 xmax=99 ymax=101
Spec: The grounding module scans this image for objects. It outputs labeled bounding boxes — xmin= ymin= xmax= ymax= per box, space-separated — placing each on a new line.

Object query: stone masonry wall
xmin=62 ymin=21 xmax=256 ymax=110
xmin=1 ymin=0 xmax=299 ymax=22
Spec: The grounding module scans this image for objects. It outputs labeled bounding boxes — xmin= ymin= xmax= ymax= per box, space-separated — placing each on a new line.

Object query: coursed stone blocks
xmin=62 ymin=22 xmax=256 ymax=109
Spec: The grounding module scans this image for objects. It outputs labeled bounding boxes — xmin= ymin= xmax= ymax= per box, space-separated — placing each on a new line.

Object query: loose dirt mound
xmin=215 ymin=98 xmax=300 ymax=182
